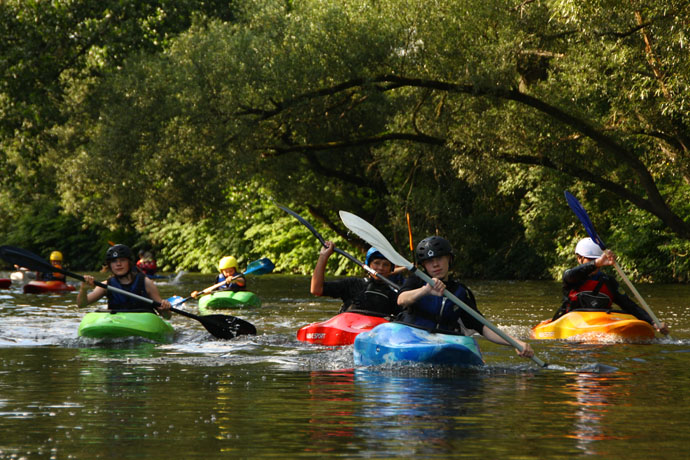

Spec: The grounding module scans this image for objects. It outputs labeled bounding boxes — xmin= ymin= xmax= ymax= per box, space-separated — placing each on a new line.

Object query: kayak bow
xmin=23 ymin=280 xmax=75 ymax=294
xmin=354 ymin=322 xmax=485 ymax=367
xmin=532 ymin=310 xmax=656 ymax=342
xmin=78 ymin=311 xmax=175 ymax=343
xmin=297 ymin=311 xmax=389 ymax=346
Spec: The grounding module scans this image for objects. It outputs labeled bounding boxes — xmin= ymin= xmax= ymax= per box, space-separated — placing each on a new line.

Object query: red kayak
xmin=297 ymin=311 xmax=390 ymax=346
xmin=23 ymin=280 xmax=75 ymax=294
xmin=0 ymin=278 xmax=10 ymax=289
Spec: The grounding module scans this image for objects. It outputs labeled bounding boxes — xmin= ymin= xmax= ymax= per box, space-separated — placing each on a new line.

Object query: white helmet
xmin=575 ymin=237 xmax=603 ymax=259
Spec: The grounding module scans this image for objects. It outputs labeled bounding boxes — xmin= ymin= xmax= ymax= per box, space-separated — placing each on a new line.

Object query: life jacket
xmin=402 ymin=282 xmax=471 ymax=333
xmin=51 ymin=263 xmax=65 ymax=281
xmin=136 ymin=259 xmax=157 ymax=276
xmin=215 ymin=274 xmax=246 ymax=292
xmin=37 ymin=262 xmax=65 ymax=282
xmin=342 ymin=277 xmax=399 ymax=316
xmin=106 ymin=273 xmax=153 ymax=312
xmin=567 ymin=277 xmax=614 ymax=311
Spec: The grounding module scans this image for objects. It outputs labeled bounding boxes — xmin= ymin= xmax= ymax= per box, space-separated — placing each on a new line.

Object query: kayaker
xmin=552 ymin=237 xmax=670 ymax=334
xmin=214 ymin=256 xmax=246 ymax=291
xmin=397 ymin=236 xmax=534 ymax=358
xmin=310 ymin=242 xmax=401 ymax=317
xmin=36 ymin=251 xmax=67 ymax=282
xmin=136 ymin=250 xmax=158 ymax=277
xmin=77 ymin=244 xmax=171 ymax=318
xmin=191 ymin=256 xmax=246 ymax=298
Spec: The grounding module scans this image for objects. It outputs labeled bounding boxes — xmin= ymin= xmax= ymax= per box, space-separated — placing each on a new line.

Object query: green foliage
xmin=0 ymin=202 xmax=122 ymax=270
xmin=2 ymin=0 xmax=690 ymax=281
xmin=145 ymin=185 xmax=363 ymax=275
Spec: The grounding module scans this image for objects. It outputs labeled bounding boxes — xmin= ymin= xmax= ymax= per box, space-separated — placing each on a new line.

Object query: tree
xmin=47 ymin=0 xmax=690 ymax=278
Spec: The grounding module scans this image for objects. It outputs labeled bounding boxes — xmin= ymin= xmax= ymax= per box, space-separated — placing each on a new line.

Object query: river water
xmin=1 ymin=272 xmax=689 ymax=459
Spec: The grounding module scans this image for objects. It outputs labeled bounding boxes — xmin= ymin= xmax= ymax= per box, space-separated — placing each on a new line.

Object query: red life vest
xmin=567 ymin=278 xmax=613 ymax=311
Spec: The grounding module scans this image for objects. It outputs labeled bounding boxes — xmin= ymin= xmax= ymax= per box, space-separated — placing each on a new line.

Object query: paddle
xmin=171 ymin=257 xmax=275 ymax=305
xmin=276 ymin=203 xmax=401 ymax=291
xmin=564 ymin=191 xmax=664 ymax=330
xmin=0 ymin=245 xmax=257 ymax=339
xmin=406 ymin=212 xmax=414 ymax=252
xmin=338 ymin=211 xmax=548 ymax=368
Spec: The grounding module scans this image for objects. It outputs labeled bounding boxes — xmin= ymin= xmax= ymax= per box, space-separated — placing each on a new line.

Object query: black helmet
xmin=105 ymin=244 xmax=133 ymax=263
xmin=415 ymin=236 xmax=453 ymax=263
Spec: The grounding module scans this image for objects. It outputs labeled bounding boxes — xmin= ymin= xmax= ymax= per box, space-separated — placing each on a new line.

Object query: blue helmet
xmin=365 ymin=247 xmax=391 ymax=267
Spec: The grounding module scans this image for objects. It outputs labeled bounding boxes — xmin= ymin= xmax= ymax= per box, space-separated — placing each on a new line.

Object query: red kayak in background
xmin=297 ymin=311 xmax=390 ymax=346
xmin=23 ymin=280 xmax=75 ymax=294
xmin=0 ymin=278 xmax=10 ymax=289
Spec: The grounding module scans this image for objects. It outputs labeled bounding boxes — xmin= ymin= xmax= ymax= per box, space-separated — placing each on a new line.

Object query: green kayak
xmin=78 ymin=311 xmax=175 ymax=343
xmin=198 ymin=290 xmax=261 ymax=314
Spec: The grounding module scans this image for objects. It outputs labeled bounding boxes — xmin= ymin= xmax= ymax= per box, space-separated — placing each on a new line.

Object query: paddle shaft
xmin=613 ymin=262 xmax=662 ymax=327
xmin=277 ymin=203 xmax=400 ymax=291
xmin=411 ymin=268 xmax=547 ymax=368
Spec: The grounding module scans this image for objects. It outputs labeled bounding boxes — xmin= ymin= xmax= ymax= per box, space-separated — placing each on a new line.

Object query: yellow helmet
xmin=218 ymin=256 xmax=238 ymax=271
xmin=49 ymin=251 xmax=63 ymax=262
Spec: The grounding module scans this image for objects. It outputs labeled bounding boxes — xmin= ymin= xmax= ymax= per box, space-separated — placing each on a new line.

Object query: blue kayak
xmin=353 ymin=322 xmax=484 ymax=367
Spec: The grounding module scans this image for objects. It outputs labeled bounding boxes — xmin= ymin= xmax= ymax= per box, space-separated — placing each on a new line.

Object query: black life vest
xmin=567 ymin=278 xmax=614 ymax=311
xmin=106 ymin=273 xmax=153 ymax=312
xmin=342 ymin=278 xmax=399 ymax=316
xmin=402 ymin=282 xmax=472 ymax=333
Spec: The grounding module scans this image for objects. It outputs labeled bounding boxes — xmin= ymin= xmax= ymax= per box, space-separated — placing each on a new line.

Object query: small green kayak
xmin=198 ymin=290 xmax=261 ymax=314
xmin=78 ymin=311 xmax=175 ymax=343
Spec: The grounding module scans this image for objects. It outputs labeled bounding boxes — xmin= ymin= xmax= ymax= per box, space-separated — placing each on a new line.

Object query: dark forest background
xmin=2 ymin=0 xmax=689 ymax=281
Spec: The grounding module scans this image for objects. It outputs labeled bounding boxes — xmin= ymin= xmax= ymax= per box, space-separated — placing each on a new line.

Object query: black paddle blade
xmin=0 ymin=245 xmax=54 ymax=273
xmin=199 ymin=314 xmax=257 ymax=338
xmin=170 ymin=306 xmax=256 ymax=339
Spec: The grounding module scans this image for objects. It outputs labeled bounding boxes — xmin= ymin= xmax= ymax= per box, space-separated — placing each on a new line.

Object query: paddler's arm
xmin=228 ymin=274 xmax=246 ymax=289
xmin=144 ymin=277 xmax=172 ymax=319
xmin=397 ymin=277 xmax=444 ymax=307
xmin=481 ymin=326 xmax=535 ymax=358
xmin=77 ymin=275 xmax=107 ymax=308
xmin=310 ymin=241 xmax=335 ymax=296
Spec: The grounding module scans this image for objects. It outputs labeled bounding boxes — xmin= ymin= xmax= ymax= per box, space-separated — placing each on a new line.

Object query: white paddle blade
xmin=338 ymin=211 xmax=413 ymax=269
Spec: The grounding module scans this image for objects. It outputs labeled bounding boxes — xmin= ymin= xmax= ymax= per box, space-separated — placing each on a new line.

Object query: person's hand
xmin=423 ymin=277 xmax=445 ymax=297
xmin=82 ymin=275 xmax=95 ymax=289
xmin=157 ymin=299 xmax=171 ymax=312
xmin=516 ymin=341 xmax=534 ymax=358
xmin=595 ymin=249 xmax=616 ymax=267
xmin=190 ymin=290 xmax=199 ymax=298
xmin=320 ymin=241 xmax=335 ymax=258
xmin=657 ymin=321 xmax=670 ymax=335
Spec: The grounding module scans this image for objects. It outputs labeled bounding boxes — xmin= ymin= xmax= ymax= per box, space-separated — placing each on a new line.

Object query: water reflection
xmin=305 ymin=371 xmax=357 ymax=446
xmin=563 ymin=371 xmax=632 ymax=455
xmin=354 ymin=368 xmax=490 ymax=456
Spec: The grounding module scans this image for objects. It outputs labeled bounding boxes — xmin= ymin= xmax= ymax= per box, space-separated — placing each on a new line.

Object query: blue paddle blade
xmin=167 ymin=295 xmax=185 ymax=307
xmin=564 ymin=191 xmax=607 ymax=249
xmin=245 ymin=258 xmax=275 ymax=275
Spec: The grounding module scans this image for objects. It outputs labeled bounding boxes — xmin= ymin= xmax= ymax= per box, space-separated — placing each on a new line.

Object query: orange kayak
xmin=23 ymin=280 xmax=75 ymax=294
xmin=532 ymin=310 xmax=655 ymax=342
